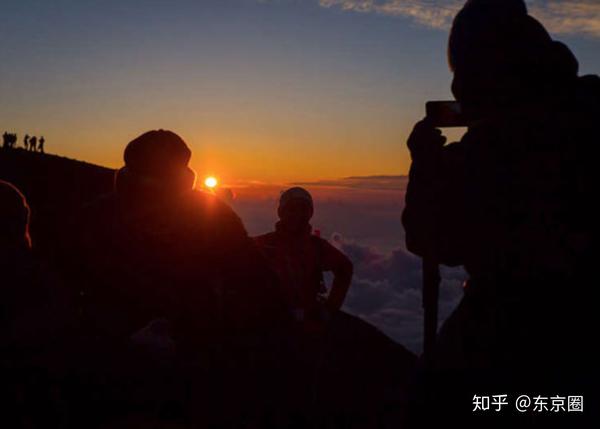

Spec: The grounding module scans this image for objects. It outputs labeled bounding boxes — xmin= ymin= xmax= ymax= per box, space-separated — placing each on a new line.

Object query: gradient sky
xmin=2 ymin=0 xmax=599 ymax=183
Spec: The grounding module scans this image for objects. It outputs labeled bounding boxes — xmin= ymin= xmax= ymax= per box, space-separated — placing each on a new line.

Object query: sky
xmin=2 ymin=0 xmax=599 ymax=183
xmin=3 ymin=0 xmax=600 ymax=351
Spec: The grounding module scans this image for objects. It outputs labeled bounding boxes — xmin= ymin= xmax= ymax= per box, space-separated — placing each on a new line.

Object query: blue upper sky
xmin=1 ymin=0 xmax=599 ymax=181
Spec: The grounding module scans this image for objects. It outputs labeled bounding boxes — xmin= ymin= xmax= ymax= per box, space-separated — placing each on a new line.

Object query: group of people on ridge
xmin=2 ymin=132 xmax=46 ymax=152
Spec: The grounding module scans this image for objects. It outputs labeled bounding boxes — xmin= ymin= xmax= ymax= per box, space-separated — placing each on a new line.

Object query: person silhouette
xmin=403 ymin=0 xmax=598 ymax=424
xmin=254 ymin=187 xmax=354 ymax=424
xmin=23 ymin=134 xmax=29 ymax=151
xmin=2 ymin=132 xmax=16 ymax=149
xmin=66 ymin=129 xmax=291 ymax=426
xmin=28 ymin=136 xmax=37 ymax=152
xmin=255 ymin=187 xmax=353 ymax=330
xmin=0 ymin=181 xmax=71 ymax=427
xmin=38 ymin=136 xmax=45 ymax=153
xmin=0 ymin=180 xmax=32 ymax=254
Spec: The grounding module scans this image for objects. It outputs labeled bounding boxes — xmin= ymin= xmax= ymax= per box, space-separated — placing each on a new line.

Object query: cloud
xmin=319 ymin=0 xmax=460 ymax=29
xmin=529 ymin=1 xmax=600 ymax=38
xmin=293 ymin=175 xmax=408 ymax=191
xmin=334 ymin=233 xmax=467 ymax=353
xmin=317 ymin=0 xmax=600 ymax=38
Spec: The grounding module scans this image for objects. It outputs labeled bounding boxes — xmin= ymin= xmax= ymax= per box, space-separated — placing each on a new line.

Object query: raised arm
xmin=402 ymin=119 xmax=467 ymax=267
xmin=321 ymin=240 xmax=353 ymax=312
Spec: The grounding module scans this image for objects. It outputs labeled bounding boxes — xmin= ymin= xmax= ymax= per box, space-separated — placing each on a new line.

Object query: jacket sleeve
xmin=321 ymin=240 xmax=353 ymax=311
xmin=402 ymin=141 xmax=467 ymax=267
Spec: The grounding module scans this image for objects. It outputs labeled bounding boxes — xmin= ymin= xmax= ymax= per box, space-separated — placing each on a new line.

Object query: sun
xmin=204 ymin=176 xmax=218 ymax=189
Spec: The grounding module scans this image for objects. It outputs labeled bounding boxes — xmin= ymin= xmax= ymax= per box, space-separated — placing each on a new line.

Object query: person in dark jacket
xmin=255 ymin=187 xmax=354 ymax=425
xmin=255 ymin=187 xmax=353 ymax=331
xmin=1 ymin=181 xmax=69 ymax=428
xmin=69 ymin=130 xmax=290 ymax=427
xmin=403 ymin=0 xmax=597 ymax=424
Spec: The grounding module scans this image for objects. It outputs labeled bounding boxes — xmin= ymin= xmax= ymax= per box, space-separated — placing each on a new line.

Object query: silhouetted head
xmin=278 ymin=187 xmax=314 ymax=233
xmin=448 ymin=0 xmax=578 ymax=118
xmin=115 ymin=130 xmax=196 ymax=199
xmin=0 ymin=180 xmax=31 ymax=251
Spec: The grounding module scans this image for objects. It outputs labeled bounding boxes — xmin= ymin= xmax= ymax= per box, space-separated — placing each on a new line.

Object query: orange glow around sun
xmin=204 ymin=176 xmax=218 ymax=189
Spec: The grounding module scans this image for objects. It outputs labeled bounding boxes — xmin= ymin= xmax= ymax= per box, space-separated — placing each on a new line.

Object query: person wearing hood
xmin=402 ymin=0 xmax=598 ymax=424
xmin=67 ymin=130 xmax=290 ymax=426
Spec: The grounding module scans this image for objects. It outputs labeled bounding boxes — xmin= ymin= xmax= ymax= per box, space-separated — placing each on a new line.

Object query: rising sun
xmin=204 ymin=176 xmax=218 ymax=189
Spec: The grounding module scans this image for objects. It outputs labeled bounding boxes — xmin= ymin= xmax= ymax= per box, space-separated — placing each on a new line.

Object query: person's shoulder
xmin=578 ymin=74 xmax=600 ymax=92
xmin=254 ymin=231 xmax=277 ymax=246
xmin=312 ymin=235 xmax=342 ymax=256
xmin=313 ymin=236 xmax=354 ymax=269
xmin=576 ymin=75 xmax=600 ymax=109
xmin=185 ymin=190 xmax=239 ymax=219
xmin=186 ymin=190 xmax=248 ymax=238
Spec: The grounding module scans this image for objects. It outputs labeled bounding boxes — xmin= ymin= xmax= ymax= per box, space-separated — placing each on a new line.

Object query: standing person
xmin=23 ymin=134 xmax=29 ymax=150
xmin=254 ymin=187 xmax=353 ymax=425
xmin=402 ymin=0 xmax=597 ymax=424
xmin=255 ymin=187 xmax=353 ymax=331
xmin=28 ymin=136 xmax=37 ymax=152
xmin=38 ymin=136 xmax=45 ymax=153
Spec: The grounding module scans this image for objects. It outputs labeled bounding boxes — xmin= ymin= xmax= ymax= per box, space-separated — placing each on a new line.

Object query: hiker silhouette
xmin=2 ymin=132 xmax=17 ymax=149
xmin=255 ymin=187 xmax=353 ymax=330
xmin=38 ymin=136 xmax=45 ymax=153
xmin=29 ymin=136 xmax=37 ymax=152
xmin=254 ymin=187 xmax=354 ymax=424
xmin=64 ymin=129 xmax=292 ymax=427
xmin=402 ymin=0 xmax=598 ymax=424
xmin=23 ymin=134 xmax=29 ymax=150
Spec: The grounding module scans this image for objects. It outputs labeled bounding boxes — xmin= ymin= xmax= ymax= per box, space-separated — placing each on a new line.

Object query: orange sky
xmin=2 ymin=0 xmax=597 ymax=184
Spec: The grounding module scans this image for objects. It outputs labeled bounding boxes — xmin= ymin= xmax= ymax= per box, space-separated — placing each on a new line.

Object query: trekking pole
xmin=422 ymin=254 xmax=440 ymax=366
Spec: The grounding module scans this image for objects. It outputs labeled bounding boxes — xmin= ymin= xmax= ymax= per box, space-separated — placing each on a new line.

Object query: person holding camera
xmin=403 ymin=0 xmax=598 ymax=422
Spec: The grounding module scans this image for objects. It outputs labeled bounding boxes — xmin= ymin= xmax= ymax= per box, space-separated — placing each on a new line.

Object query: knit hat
xmin=115 ymin=130 xmax=196 ymax=194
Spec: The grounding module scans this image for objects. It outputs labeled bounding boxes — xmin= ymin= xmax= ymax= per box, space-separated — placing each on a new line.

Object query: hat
xmin=448 ymin=0 xmax=552 ymax=72
xmin=124 ymin=130 xmax=191 ymax=177
xmin=115 ymin=130 xmax=196 ymax=194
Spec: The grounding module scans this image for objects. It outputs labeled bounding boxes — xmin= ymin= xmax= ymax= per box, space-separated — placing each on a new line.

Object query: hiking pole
xmin=422 ymin=254 xmax=440 ymax=366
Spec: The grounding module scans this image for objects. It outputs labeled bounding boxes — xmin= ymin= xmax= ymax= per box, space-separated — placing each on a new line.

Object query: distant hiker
xmin=29 ymin=136 xmax=37 ymax=152
xmin=23 ymin=134 xmax=29 ymax=150
xmin=67 ymin=129 xmax=290 ymax=426
xmin=38 ymin=136 xmax=45 ymax=153
xmin=255 ymin=187 xmax=353 ymax=333
xmin=2 ymin=132 xmax=17 ymax=149
xmin=403 ymin=0 xmax=597 ymax=424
